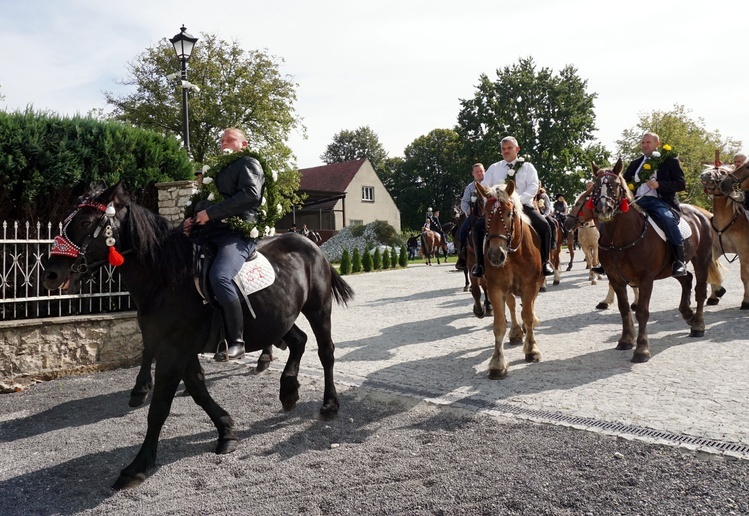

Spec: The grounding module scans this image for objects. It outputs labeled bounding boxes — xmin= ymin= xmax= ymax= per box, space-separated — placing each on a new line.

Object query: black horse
xmin=41 ymin=183 xmax=354 ymax=490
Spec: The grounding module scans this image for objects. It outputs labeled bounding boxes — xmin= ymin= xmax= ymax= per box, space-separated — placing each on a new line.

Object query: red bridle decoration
xmin=620 ymin=198 xmax=630 ymax=212
xmin=108 ymin=246 xmax=125 ymax=266
xmin=585 ymin=197 xmax=595 ymax=210
xmin=50 ymin=200 xmax=125 ymax=267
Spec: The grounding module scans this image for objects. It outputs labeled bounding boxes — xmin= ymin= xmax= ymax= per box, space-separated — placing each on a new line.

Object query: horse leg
xmin=520 ymin=293 xmax=541 ymax=363
xmin=463 ymin=269 xmax=469 ymax=292
xmin=113 ymin=346 xmax=186 ymax=490
xmin=566 ymin=234 xmax=574 ymax=271
xmin=684 ymin=262 xmax=707 ymax=337
xmin=129 ymin=349 xmax=154 ymax=407
xmin=278 ymin=325 xmax=307 ymax=411
xmin=181 ymin=354 xmax=239 ymax=454
xmin=483 ymin=284 xmax=493 ymax=315
xmin=631 ymin=282 xmax=654 ymax=363
xmin=306 ymin=311 xmax=340 ymax=417
xmin=741 ymin=262 xmax=749 ymax=310
xmin=256 ymin=344 xmax=274 ymax=373
xmin=487 ymin=290 xmax=509 ymax=379
xmin=610 ymin=281 xmax=636 ymax=351
xmin=506 ymin=293 xmax=524 ymax=345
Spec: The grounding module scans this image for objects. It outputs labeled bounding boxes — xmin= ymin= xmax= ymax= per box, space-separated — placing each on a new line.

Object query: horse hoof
xmin=741 ymin=302 xmax=749 ymax=310
xmin=539 ymin=286 xmax=547 ymax=293
xmin=509 ymin=337 xmax=523 ymax=346
xmin=112 ymin=471 xmax=146 ymax=491
xmin=488 ymin=369 xmax=507 ymax=380
xmin=319 ymin=401 xmax=340 ymax=419
xmin=616 ymin=342 xmax=634 ymax=350
xmin=566 ymin=264 xmax=573 ymax=272
xmin=473 ymin=308 xmax=485 ymax=319
xmin=595 ymin=302 xmax=609 ymax=310
xmin=128 ymin=389 xmax=151 ymax=408
xmin=215 ymin=438 xmax=239 ymax=455
xmin=689 ymin=329 xmax=705 ymax=338
xmin=281 ymin=393 xmax=300 ymax=411
xmin=256 ymin=354 xmax=272 ymax=373
xmin=463 ymin=286 xmax=469 ymax=292
xmin=631 ymin=353 xmax=650 ymax=363
xmin=706 ymin=298 xmax=719 ymax=306
xmin=631 ymin=303 xmax=638 ymax=311
xmin=717 ymin=287 xmax=727 ymax=298
xmin=525 ymin=353 xmax=541 ymax=363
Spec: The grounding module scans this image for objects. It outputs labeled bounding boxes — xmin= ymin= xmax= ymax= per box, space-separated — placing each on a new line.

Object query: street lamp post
xmin=169 ymin=25 xmax=198 ymax=154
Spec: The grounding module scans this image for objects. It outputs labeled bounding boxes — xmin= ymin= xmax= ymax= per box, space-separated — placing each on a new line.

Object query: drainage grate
xmin=292 ymin=367 xmax=749 ymax=460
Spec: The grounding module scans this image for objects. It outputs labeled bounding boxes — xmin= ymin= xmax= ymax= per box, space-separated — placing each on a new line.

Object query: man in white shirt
xmin=471 ymin=136 xmax=554 ymax=278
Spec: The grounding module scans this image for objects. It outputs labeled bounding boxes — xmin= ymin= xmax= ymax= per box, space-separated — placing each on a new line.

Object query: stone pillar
xmin=155 ymin=180 xmax=197 ymax=226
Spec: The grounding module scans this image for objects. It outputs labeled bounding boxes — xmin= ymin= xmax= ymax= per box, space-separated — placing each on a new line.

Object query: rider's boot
xmin=672 ymin=243 xmax=688 ymax=277
xmin=542 ymin=261 xmax=555 ymax=276
xmin=455 ymin=247 xmax=467 ymax=270
xmin=213 ymin=298 xmax=246 ymax=361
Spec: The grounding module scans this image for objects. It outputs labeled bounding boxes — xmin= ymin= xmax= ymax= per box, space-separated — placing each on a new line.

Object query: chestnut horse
xmin=475 ymin=181 xmax=543 ymax=379
xmin=703 ymin=164 xmax=749 ymax=309
xmin=586 ymin=160 xmax=722 ymax=362
xmin=420 ymin=228 xmax=447 ymax=265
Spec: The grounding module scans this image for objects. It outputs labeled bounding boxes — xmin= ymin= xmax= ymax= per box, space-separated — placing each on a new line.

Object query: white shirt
xmin=634 ymin=156 xmax=658 ymax=198
xmin=482 ymin=160 xmax=540 ymax=207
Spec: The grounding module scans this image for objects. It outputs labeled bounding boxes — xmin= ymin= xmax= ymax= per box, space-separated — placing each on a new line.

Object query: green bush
xmin=352 ymin=248 xmax=362 ymax=273
xmin=382 ymin=247 xmax=390 ymax=269
xmin=390 ymin=246 xmax=398 ymax=268
xmin=339 ymin=248 xmax=352 ymax=275
xmin=362 ymin=244 xmax=373 ymax=272
xmin=350 ymin=224 xmax=366 ymax=238
xmin=0 ymin=108 xmax=193 ymax=222
xmin=369 ymin=220 xmax=401 ymax=247
xmin=373 ymin=247 xmax=382 ymax=270
xmin=399 ymin=245 xmax=408 ymax=267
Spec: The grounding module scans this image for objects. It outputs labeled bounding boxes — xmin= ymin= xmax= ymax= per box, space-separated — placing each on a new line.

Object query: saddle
xmin=192 ymin=243 xmax=275 ymax=315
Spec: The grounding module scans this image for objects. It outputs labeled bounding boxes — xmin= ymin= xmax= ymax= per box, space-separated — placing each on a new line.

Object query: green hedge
xmin=0 ymin=109 xmax=193 ymax=222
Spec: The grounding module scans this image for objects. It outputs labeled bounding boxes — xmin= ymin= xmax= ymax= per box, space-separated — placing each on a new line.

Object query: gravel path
xmin=1 ymin=251 xmax=748 ymax=514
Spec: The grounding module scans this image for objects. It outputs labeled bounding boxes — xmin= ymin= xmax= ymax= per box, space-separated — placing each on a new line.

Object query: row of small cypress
xmin=338 ymin=244 xmax=408 ymax=275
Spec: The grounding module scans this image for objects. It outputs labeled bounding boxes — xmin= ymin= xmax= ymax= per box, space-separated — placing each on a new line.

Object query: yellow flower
xmin=628 ymin=183 xmax=635 ymax=190
xmin=643 ymin=163 xmax=651 ymax=170
xmin=662 ymin=144 xmax=672 ymax=151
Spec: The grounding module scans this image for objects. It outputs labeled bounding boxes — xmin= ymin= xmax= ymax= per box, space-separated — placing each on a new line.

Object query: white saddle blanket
xmin=647 ymin=215 xmax=692 ymax=242
xmin=233 ymin=252 xmax=275 ymax=296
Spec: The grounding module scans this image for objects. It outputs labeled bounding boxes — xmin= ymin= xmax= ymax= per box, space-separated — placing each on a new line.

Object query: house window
xmin=362 ymin=186 xmax=375 ymax=202
xmin=349 ymin=219 xmax=363 ymax=227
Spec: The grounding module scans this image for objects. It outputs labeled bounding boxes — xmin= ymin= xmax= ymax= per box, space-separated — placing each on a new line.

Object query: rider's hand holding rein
xmin=182 ymin=210 xmax=209 ymax=236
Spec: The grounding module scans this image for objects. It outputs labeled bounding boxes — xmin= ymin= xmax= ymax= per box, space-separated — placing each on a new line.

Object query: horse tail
xmin=707 ymin=246 xmax=726 ymax=285
xmin=420 ymin=232 xmax=428 ymax=256
xmin=329 ymin=263 xmax=355 ymax=306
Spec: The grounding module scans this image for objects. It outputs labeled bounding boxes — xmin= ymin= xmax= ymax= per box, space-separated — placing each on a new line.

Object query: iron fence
xmin=1 ymin=220 xmax=132 ymax=321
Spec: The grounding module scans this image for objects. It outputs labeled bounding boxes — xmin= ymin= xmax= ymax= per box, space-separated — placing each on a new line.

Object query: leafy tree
xmin=362 ymin=244 xmax=373 ymax=272
xmin=104 ymin=32 xmax=304 ymax=172
xmin=339 ymin=248 xmax=352 ymax=275
xmin=320 ymin=126 xmax=389 ymax=171
xmin=352 ymin=248 xmax=362 ymax=273
xmin=456 ymin=57 xmax=606 ymax=199
xmin=615 ymin=104 xmax=742 ymax=208
xmin=388 ymin=129 xmax=465 ymax=231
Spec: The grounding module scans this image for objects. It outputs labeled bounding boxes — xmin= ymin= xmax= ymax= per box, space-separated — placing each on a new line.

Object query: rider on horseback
xmin=471 ymin=136 xmax=555 ymax=278
xmin=184 ymin=128 xmax=266 ymax=361
xmin=455 ymin=163 xmax=485 ymax=270
xmin=596 ymin=132 xmax=687 ymax=277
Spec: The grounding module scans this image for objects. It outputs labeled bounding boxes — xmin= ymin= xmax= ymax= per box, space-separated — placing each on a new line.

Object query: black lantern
xmin=169 ymin=26 xmax=198 ymax=154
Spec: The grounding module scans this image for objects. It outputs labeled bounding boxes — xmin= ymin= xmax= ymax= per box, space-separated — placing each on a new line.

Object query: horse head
xmin=700 ymin=164 xmax=733 ymax=197
xmin=42 ymin=183 xmax=130 ymax=294
xmin=718 ymin=162 xmax=749 ymax=196
xmin=591 ymin=159 xmax=630 ymax=223
xmin=565 ymin=185 xmax=596 ymax=232
xmin=475 ymin=180 xmax=528 ymax=268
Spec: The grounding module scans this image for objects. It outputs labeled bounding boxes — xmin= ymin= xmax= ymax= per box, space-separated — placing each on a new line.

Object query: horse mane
xmin=485 ymin=183 xmax=530 ymax=224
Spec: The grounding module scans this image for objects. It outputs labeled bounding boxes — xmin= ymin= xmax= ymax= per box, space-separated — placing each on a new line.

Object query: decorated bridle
xmin=723 ymin=165 xmax=749 ymax=194
xmin=484 ymin=195 xmax=522 ymax=252
xmin=587 ymin=170 xmax=631 ymax=217
xmin=50 ymin=199 xmax=126 ymax=274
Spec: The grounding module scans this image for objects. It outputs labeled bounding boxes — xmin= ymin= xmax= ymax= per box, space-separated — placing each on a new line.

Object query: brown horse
xmin=543 ymin=215 xmax=564 ymax=288
xmin=420 ymin=228 xmax=447 ymax=265
xmin=475 ymin=181 xmax=543 ymax=379
xmin=703 ymin=164 xmax=749 ymax=309
xmin=586 ymin=160 xmax=722 ymax=362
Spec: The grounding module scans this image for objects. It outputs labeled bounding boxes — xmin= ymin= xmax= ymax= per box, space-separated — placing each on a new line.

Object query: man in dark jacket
xmin=623 ymin=131 xmax=687 ymax=277
xmin=184 ymin=128 xmax=265 ymax=360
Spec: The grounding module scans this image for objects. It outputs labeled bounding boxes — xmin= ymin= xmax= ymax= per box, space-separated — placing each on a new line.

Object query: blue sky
xmin=1 ymin=0 xmax=746 ymax=168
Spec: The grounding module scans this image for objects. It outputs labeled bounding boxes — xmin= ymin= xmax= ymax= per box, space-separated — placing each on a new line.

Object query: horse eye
xmin=79 ymin=219 xmax=93 ymax=229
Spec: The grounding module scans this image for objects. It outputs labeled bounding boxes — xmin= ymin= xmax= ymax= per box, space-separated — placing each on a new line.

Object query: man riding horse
xmin=455 ymin=163 xmax=485 ymax=270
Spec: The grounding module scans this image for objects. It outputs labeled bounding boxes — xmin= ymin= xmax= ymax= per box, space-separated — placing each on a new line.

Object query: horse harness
xmin=50 ymin=200 xmax=128 ymax=275
xmin=590 ymin=171 xmax=650 ymax=252
xmin=484 ymin=196 xmax=523 ymax=253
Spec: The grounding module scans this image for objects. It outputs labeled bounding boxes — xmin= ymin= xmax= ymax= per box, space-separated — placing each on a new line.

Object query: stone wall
xmin=155 ymin=179 xmax=196 ymax=226
xmin=0 ymin=309 xmax=143 ymax=393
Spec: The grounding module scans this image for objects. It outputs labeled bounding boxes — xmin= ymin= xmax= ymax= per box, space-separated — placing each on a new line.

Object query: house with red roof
xmin=277 ymin=158 xmax=401 ymax=237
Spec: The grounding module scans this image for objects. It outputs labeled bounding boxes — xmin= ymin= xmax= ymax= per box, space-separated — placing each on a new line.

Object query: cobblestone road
xmin=282 ymin=251 xmax=749 ymax=458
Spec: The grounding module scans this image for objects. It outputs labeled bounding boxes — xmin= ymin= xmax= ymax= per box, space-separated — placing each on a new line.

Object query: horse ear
xmin=101 ymin=181 xmax=128 ymax=209
xmin=613 ymin=158 xmax=623 ymax=175
xmin=506 ymin=179 xmax=516 ymax=196
xmin=591 ymin=162 xmax=600 ymax=176
xmin=475 ymin=181 xmax=489 ymax=199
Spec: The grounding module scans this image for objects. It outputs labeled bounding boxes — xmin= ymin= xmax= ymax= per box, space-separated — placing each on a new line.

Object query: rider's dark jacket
xmin=623 ymin=156 xmax=685 ymax=210
xmin=203 ymin=156 xmax=265 ymax=237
